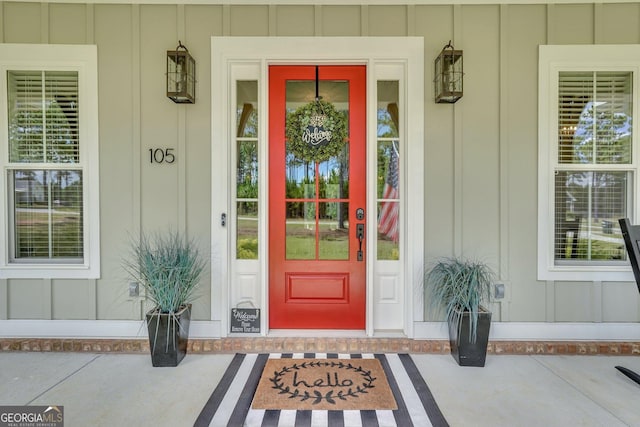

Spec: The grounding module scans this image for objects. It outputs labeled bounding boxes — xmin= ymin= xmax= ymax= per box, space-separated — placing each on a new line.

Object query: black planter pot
xmin=146 ymin=304 xmax=191 ymax=367
xmin=448 ymin=308 xmax=492 ymax=367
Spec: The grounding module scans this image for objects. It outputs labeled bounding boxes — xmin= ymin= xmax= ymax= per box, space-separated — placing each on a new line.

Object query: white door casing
xmin=211 ymin=37 xmax=424 ymax=337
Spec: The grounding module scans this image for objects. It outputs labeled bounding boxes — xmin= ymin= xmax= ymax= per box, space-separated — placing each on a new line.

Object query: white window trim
xmin=538 ymin=44 xmax=639 ymax=282
xmin=0 ymin=44 xmax=100 ymax=279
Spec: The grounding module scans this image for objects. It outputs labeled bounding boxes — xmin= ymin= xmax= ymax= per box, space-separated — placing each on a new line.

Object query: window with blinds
xmin=554 ymin=71 xmax=632 ymax=264
xmin=6 ymin=70 xmax=83 ymax=262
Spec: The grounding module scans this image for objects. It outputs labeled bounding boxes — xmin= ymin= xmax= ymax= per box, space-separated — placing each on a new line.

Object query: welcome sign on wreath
xmin=285 ymin=99 xmax=347 ymax=163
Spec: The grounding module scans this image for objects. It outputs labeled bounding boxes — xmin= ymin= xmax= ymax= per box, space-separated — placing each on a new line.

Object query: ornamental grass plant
xmin=425 ymin=257 xmax=495 ymax=342
xmin=124 ymin=231 xmax=205 ymax=314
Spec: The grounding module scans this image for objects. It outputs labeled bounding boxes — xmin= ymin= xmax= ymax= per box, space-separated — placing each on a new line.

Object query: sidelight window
xmin=236 ymin=80 xmax=259 ymax=259
xmin=377 ymin=81 xmax=400 ymax=260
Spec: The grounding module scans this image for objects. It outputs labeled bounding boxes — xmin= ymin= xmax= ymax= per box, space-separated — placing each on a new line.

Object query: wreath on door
xmin=285 ymin=99 xmax=347 ymax=163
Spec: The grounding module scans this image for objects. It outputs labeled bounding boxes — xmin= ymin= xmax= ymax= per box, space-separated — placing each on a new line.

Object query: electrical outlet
xmin=494 ymin=283 xmax=505 ymax=299
xmin=129 ymin=282 xmax=140 ymax=297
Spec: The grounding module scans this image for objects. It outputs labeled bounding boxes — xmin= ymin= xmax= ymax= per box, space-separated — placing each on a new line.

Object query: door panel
xmin=269 ymin=65 xmax=366 ymax=329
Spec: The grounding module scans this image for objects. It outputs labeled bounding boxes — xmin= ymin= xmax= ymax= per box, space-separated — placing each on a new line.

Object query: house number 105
xmin=149 ymin=148 xmax=176 ymax=164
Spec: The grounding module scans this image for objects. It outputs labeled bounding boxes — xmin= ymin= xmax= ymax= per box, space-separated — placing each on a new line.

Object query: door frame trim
xmin=211 ymin=37 xmax=424 ymax=337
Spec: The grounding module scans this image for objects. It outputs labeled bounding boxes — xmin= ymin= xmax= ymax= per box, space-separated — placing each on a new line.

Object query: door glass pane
xmin=285 ymin=77 xmax=349 ymax=260
xmin=377 ymin=81 xmax=400 ymax=260
xmin=286 ymin=201 xmax=315 ymax=259
xmin=318 ymin=148 xmax=349 ymax=199
xmin=237 ymin=140 xmax=258 ymax=197
xmin=237 ymin=201 xmax=258 ymax=259
xmin=237 ymin=81 xmax=258 ymax=137
xmin=319 ymin=202 xmax=349 ymax=260
xmin=286 ymin=164 xmax=316 ymax=199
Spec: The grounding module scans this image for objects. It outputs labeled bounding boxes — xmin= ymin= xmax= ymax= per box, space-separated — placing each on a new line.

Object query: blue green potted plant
xmin=425 ymin=257 xmax=495 ymax=367
xmin=124 ymin=231 xmax=205 ymax=367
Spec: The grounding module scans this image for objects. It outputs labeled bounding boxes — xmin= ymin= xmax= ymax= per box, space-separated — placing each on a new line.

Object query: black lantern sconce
xmin=166 ymin=41 xmax=196 ymax=104
xmin=434 ymin=41 xmax=463 ymax=103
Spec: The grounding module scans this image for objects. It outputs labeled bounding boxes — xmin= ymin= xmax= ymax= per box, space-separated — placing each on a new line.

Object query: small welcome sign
xmin=230 ymin=307 xmax=260 ymax=333
xmin=303 ymin=113 xmax=332 ymax=148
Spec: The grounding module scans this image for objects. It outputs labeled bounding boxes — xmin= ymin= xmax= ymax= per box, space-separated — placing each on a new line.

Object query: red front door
xmin=269 ymin=65 xmax=366 ymax=329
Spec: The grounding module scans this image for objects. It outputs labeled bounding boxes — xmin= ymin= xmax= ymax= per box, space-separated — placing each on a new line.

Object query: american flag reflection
xmin=378 ymin=143 xmax=399 ymax=243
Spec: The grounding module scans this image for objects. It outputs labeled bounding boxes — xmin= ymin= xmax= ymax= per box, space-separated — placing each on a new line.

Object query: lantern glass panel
xmin=434 ymin=49 xmax=463 ymax=103
xmin=166 ymin=49 xmax=195 ymax=103
xmin=186 ymin=56 xmax=195 ymax=101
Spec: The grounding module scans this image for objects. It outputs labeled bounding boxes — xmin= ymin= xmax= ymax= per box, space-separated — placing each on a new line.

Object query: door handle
xmin=356 ymin=224 xmax=364 ymax=261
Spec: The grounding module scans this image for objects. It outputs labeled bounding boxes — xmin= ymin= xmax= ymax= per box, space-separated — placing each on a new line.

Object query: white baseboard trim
xmin=0 ymin=320 xmax=222 ymax=339
xmin=413 ymin=321 xmax=640 ymax=341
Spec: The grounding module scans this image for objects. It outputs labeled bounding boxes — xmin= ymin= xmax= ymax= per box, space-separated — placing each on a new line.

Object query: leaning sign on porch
xmin=285 ymin=99 xmax=347 ymax=163
xmin=230 ymin=306 xmax=260 ymax=333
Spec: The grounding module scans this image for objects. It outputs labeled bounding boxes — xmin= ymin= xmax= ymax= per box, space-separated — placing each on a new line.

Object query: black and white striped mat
xmin=194 ymin=353 xmax=449 ymax=427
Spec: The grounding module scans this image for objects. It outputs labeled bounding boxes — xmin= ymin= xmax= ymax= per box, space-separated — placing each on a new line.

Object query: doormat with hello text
xmin=252 ymin=357 xmax=397 ymax=411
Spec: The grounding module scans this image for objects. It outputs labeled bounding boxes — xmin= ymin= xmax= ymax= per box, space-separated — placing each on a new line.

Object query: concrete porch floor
xmin=1 ymin=351 xmax=639 ymax=426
